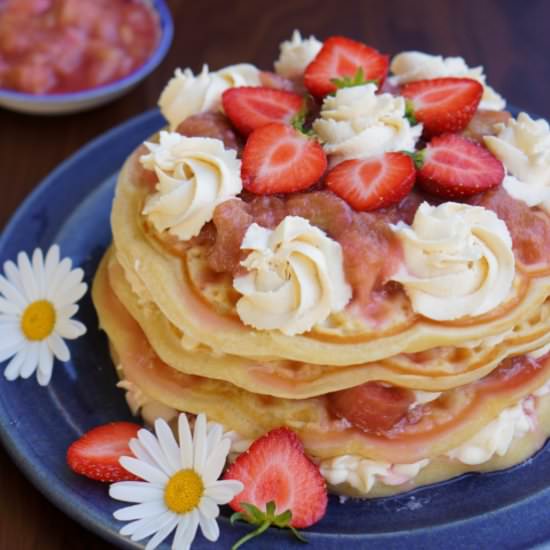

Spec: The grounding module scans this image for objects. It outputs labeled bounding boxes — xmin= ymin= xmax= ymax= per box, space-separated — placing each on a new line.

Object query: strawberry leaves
xmin=330 ymin=67 xmax=377 ymax=91
xmin=230 ymin=501 xmax=308 ymax=550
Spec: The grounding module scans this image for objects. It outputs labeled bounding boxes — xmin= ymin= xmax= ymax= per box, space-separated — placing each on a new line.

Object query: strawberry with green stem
xmin=224 ymin=427 xmax=328 ymax=549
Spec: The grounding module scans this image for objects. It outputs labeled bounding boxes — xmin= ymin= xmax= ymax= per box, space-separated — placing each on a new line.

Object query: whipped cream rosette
xmin=274 ymin=30 xmax=322 ymax=79
xmin=390 ymin=202 xmax=516 ymax=320
xmin=141 ymin=131 xmax=242 ymax=240
xmin=485 ymin=112 xmax=550 ymax=209
xmin=233 ymin=216 xmax=352 ymax=335
xmin=313 ymin=83 xmax=422 ymax=164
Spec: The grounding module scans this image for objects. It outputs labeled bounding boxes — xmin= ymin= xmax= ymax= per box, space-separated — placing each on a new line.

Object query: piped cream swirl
xmin=389 ymin=51 xmax=505 ymax=111
xmin=390 ymin=202 xmax=515 ymax=321
xmin=234 ymin=216 xmax=352 ymax=335
xmin=484 ymin=112 xmax=550 ymax=209
xmin=312 ymin=83 xmax=422 ymax=165
xmin=159 ymin=63 xmax=262 ymax=129
xmin=274 ymin=30 xmax=322 ymax=79
xmin=141 ymin=131 xmax=242 ymax=241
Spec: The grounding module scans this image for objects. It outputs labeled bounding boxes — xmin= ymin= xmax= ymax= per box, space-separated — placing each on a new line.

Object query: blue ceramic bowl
xmin=0 ymin=0 xmax=173 ymax=115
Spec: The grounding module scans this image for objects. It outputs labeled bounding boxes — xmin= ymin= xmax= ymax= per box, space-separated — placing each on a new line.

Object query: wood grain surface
xmin=0 ymin=0 xmax=549 ymax=548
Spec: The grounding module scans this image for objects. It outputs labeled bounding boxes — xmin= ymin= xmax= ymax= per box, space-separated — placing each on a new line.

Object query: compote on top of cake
xmin=93 ymin=31 xmax=550 ymax=497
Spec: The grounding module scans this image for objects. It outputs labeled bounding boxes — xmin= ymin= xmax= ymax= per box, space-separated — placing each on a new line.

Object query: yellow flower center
xmin=164 ymin=469 xmax=204 ymax=514
xmin=21 ymin=300 xmax=56 ymax=341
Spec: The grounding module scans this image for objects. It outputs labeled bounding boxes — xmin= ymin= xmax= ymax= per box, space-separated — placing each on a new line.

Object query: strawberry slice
xmin=417 ymin=134 xmax=504 ymax=199
xmin=304 ymin=36 xmax=389 ymax=97
xmin=328 ymin=382 xmax=415 ymax=433
xmin=242 ymin=122 xmax=327 ymax=194
xmin=224 ymin=427 xmax=327 ymax=530
xmin=67 ymin=422 xmax=141 ymax=483
xmin=325 ymin=152 xmax=416 ymax=211
xmin=401 ymin=77 xmax=483 ymax=138
xmin=222 ymin=87 xmax=304 ymax=136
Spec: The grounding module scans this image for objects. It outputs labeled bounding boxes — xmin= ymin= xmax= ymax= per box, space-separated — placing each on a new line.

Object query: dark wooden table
xmin=0 ymin=0 xmax=549 ymax=548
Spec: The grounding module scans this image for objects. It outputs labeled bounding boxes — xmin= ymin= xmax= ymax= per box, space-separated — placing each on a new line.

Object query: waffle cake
xmin=93 ymin=32 xmax=550 ymax=497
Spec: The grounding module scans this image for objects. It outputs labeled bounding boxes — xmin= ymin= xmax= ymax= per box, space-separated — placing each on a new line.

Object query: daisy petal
xmin=155 ymin=419 xmax=181 ymax=473
xmin=17 ymin=251 xmax=39 ymax=302
xmin=119 ymin=510 xmax=168 ymax=538
xmin=55 ymin=318 xmax=87 ymax=340
xmin=171 ymin=514 xmax=190 ymax=550
xmin=44 ymin=245 xmax=60 ymax=284
xmin=205 ymin=422 xmax=223 ymax=455
xmin=119 ymin=457 xmax=169 ymax=485
xmin=20 ymin=342 xmax=39 ymax=379
xmin=145 ymin=514 xmax=179 ymax=550
xmin=114 ymin=500 xmax=166 ymax=521
xmin=0 ymin=323 xmax=24 ymax=350
xmin=110 ymin=481 xmax=164 ymax=503
xmin=46 ymin=258 xmax=72 ymax=299
xmin=199 ymin=512 xmax=220 ymax=542
xmin=57 ymin=303 xmax=78 ymax=319
xmin=130 ymin=510 xmax=175 ymax=542
xmin=54 ymin=280 xmax=87 ymax=309
xmin=178 ymin=414 xmax=193 ymax=470
xmin=176 ymin=508 xmax=199 ymax=550
xmin=198 ymin=495 xmax=220 ymax=520
xmin=4 ymin=348 xmax=27 ymax=381
xmin=203 ymin=437 xmax=231 ymax=485
xmin=0 ymin=338 xmax=23 ymax=362
xmin=129 ymin=438 xmax=157 ymax=467
xmin=31 ymin=249 xmax=46 ymax=296
xmin=205 ymin=479 xmax=244 ymax=504
xmin=0 ymin=274 xmax=26 ymax=310
xmin=0 ymin=296 xmax=22 ymax=315
xmin=193 ymin=414 xmax=207 ymax=474
xmin=137 ymin=428 xmax=173 ymax=476
xmin=4 ymin=260 xmax=25 ymax=294
xmin=36 ymin=340 xmax=54 ymax=386
xmin=47 ymin=333 xmax=70 ymax=362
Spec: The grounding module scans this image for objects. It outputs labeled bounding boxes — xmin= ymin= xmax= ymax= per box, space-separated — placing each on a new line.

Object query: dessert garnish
xmin=415 ymin=134 xmax=505 ymax=198
xmin=234 ymin=215 xmax=351 ymax=334
xmin=222 ymin=86 xmax=305 ymax=136
xmin=484 ymin=112 xmax=550 ymax=209
xmin=67 ymin=422 xmax=141 ymax=483
xmin=109 ymin=414 xmax=244 ymax=550
xmin=241 ymin=122 xmax=327 ymax=194
xmin=304 ymin=36 xmax=389 ymax=97
xmin=401 ymin=77 xmax=483 ymax=137
xmin=0 ymin=245 xmax=87 ymax=385
xmin=224 ymin=427 xmax=328 ymax=549
xmin=325 ymin=151 xmax=416 ymax=210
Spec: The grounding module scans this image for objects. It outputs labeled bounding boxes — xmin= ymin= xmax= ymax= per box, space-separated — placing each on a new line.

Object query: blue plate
xmin=1 ymin=109 xmax=550 ymax=550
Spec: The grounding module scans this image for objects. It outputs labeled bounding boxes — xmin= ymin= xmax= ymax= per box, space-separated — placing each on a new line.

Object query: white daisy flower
xmin=0 ymin=245 xmax=87 ymax=386
xmin=110 ymin=413 xmax=244 ymax=550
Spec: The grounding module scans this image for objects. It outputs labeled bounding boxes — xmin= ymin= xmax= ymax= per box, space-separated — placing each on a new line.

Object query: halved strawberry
xmin=67 ymin=422 xmax=141 ymax=483
xmin=242 ymin=122 xmax=327 ymax=194
xmin=224 ymin=427 xmax=327 ymax=529
xmin=222 ymin=87 xmax=304 ymax=136
xmin=304 ymin=36 xmax=389 ymax=97
xmin=416 ymin=134 xmax=505 ymax=199
xmin=401 ymin=77 xmax=483 ymax=138
xmin=327 ymin=382 xmax=415 ymax=434
xmin=325 ymin=152 xmax=416 ymax=211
